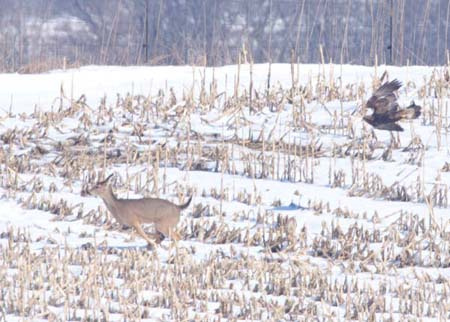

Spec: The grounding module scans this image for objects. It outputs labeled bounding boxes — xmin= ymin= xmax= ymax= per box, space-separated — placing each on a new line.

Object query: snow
xmin=0 ymin=63 xmax=449 ymax=321
xmin=0 ymin=64 xmax=439 ymax=115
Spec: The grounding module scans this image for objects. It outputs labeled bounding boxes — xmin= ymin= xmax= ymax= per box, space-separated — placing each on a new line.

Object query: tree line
xmin=0 ymin=0 xmax=448 ymax=72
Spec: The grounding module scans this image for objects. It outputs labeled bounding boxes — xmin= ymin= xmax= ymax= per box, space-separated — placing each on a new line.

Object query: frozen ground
xmin=0 ymin=63 xmax=449 ymax=321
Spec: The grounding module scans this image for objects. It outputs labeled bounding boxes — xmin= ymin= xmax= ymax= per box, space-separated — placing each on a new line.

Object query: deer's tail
xmin=177 ymin=195 xmax=193 ymax=210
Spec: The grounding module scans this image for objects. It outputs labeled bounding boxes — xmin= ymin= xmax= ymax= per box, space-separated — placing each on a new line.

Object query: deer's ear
xmin=100 ymin=173 xmax=114 ymax=184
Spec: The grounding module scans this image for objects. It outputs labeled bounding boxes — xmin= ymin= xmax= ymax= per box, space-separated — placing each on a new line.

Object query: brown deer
xmin=87 ymin=174 xmax=191 ymax=246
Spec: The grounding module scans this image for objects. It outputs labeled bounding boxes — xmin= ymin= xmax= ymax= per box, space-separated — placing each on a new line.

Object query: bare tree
xmin=0 ymin=0 xmax=448 ymax=72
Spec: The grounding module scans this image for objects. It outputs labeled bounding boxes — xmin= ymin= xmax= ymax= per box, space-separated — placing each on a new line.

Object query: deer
xmin=87 ymin=174 xmax=192 ymax=247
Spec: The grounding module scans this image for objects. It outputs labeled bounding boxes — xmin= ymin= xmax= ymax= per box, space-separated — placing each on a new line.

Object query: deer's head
xmin=87 ymin=174 xmax=114 ymax=197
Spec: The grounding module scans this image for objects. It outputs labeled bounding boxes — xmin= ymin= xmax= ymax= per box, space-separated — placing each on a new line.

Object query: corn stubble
xmin=0 ymin=65 xmax=449 ymax=320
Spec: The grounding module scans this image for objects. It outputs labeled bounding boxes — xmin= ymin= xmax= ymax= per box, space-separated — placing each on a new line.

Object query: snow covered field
xmin=0 ymin=63 xmax=449 ymax=321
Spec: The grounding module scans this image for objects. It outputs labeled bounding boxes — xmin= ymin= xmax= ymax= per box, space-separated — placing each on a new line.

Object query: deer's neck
xmin=101 ymin=186 xmax=119 ymax=210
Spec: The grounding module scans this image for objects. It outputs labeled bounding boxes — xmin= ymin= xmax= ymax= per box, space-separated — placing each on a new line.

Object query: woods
xmin=0 ymin=0 xmax=448 ymax=72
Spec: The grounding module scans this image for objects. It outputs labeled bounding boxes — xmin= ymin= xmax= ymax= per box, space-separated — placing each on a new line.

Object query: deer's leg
xmin=166 ymin=228 xmax=181 ymax=241
xmin=155 ymin=222 xmax=181 ymax=241
xmin=132 ymin=222 xmax=160 ymax=247
xmin=171 ymin=230 xmax=181 ymax=241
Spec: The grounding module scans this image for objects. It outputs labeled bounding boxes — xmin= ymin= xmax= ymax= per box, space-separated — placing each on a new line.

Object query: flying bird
xmin=363 ymin=79 xmax=421 ymax=131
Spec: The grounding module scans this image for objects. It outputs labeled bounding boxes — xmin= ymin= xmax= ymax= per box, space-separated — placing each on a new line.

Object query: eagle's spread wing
xmin=366 ymin=79 xmax=402 ymax=115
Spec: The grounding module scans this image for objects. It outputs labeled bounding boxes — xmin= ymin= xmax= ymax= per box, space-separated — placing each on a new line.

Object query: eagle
xmin=363 ymin=79 xmax=421 ymax=131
